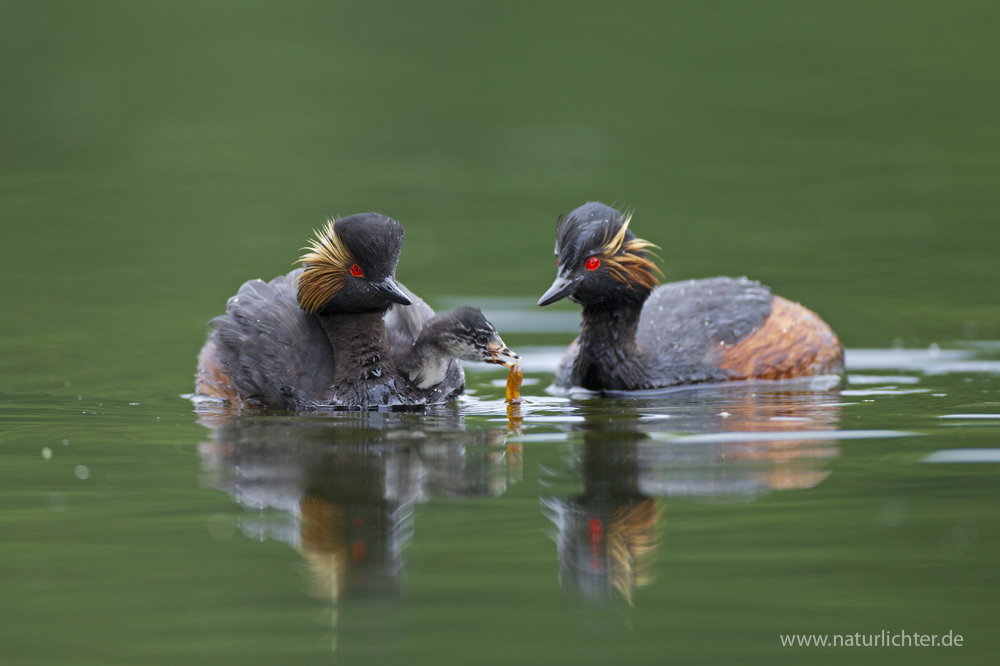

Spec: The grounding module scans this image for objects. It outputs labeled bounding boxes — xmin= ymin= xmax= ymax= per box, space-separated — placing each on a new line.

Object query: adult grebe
xmin=196 ymin=213 xmax=517 ymax=409
xmin=537 ymin=202 xmax=843 ymax=392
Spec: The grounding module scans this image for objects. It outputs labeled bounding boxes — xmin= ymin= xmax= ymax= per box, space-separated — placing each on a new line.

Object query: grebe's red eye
xmin=556 ymin=258 xmax=559 ymax=267
xmin=350 ymin=264 xmax=364 ymax=277
xmin=585 ymin=256 xmax=601 ymax=271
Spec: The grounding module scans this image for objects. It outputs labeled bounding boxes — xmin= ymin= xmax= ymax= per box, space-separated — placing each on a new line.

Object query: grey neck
xmin=317 ymin=311 xmax=408 ymax=407
xmin=574 ymin=301 xmax=648 ymax=391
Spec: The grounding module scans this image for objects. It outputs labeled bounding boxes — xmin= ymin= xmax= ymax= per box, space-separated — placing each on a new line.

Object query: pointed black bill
xmin=372 ymin=279 xmax=412 ymax=306
xmin=537 ymin=274 xmax=575 ymax=306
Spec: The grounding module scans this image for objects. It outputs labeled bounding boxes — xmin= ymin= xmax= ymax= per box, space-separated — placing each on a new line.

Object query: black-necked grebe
xmin=537 ymin=202 xmax=843 ymax=392
xmin=196 ymin=213 xmax=517 ymax=410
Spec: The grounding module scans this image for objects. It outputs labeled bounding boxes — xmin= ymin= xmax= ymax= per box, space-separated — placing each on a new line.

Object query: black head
xmin=430 ymin=308 xmax=520 ymax=367
xmin=297 ymin=213 xmax=412 ymax=315
xmin=537 ymin=202 xmax=661 ymax=309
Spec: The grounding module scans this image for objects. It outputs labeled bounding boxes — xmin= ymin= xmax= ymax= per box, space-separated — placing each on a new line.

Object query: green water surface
xmin=1 ymin=2 xmax=998 ymax=664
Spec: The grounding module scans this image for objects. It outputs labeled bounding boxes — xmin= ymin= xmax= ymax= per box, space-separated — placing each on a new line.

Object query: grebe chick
xmin=394 ymin=307 xmax=519 ymax=389
xmin=195 ymin=213 xmax=510 ymax=410
xmin=537 ymin=202 xmax=844 ymax=392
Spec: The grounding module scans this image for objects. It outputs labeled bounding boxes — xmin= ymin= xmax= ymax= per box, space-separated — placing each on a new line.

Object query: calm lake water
xmin=1 ymin=2 xmax=998 ymax=665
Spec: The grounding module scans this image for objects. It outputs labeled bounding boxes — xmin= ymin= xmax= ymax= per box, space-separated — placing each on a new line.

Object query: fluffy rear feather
xmin=206 ymin=269 xmax=335 ymax=409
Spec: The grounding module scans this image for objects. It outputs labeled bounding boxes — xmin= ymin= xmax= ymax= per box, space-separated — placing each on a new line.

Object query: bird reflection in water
xmin=543 ymin=380 xmax=843 ymax=612
xmin=543 ymin=428 xmax=661 ymax=609
xmin=196 ymin=411 xmax=522 ymax=652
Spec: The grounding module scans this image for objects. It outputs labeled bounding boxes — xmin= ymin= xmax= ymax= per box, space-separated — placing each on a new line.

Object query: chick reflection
xmin=197 ymin=412 xmax=521 ymax=651
xmin=544 ymin=383 xmax=842 ymax=608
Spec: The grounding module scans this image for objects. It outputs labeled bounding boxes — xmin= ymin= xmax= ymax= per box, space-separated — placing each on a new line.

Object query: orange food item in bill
xmin=505 ymin=363 xmax=523 ymax=403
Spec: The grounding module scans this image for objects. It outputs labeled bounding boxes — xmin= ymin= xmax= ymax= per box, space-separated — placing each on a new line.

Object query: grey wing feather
xmin=208 ymin=268 xmax=334 ymax=409
xmin=384 ymin=282 xmax=436 ymax=366
xmin=636 ymin=277 xmax=773 ymax=368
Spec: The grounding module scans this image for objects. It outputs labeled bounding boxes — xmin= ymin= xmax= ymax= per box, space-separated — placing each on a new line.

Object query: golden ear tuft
xmin=599 ymin=211 xmax=663 ymax=291
xmin=296 ymin=220 xmax=354 ymax=314
xmin=299 ymin=496 xmax=349 ymax=602
xmin=603 ymin=210 xmax=634 ymax=257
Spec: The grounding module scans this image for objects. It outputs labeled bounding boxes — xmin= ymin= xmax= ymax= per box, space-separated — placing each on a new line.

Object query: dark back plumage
xmin=206 ymin=269 xmax=335 ymax=409
xmin=636 ymin=277 xmax=773 ymax=366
